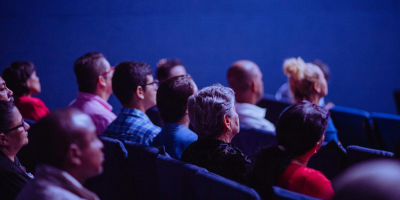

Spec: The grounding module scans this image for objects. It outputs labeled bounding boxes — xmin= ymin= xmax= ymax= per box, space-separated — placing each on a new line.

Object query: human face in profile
xmin=0 ymin=77 xmax=13 ymax=101
xmin=1 ymin=106 xmax=30 ymax=153
xmin=27 ymin=71 xmax=41 ymax=95
xmin=143 ymin=75 xmax=158 ymax=110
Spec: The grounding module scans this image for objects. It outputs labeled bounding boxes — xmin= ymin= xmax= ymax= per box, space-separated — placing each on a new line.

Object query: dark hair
xmin=157 ymin=75 xmax=195 ymax=123
xmin=312 ymin=59 xmax=331 ymax=82
xmin=112 ymin=61 xmax=153 ymax=105
xmin=74 ymin=52 xmax=107 ymax=93
xmin=156 ymin=59 xmax=183 ymax=83
xmin=2 ymin=61 xmax=36 ymax=97
xmin=0 ymin=101 xmax=16 ymax=133
xmin=248 ymin=100 xmax=329 ymax=199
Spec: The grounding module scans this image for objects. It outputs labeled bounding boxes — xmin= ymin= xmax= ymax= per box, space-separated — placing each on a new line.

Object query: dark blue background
xmin=1 ymin=0 xmax=399 ymax=114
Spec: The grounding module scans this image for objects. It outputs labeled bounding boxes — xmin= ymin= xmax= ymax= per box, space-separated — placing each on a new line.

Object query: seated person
xmin=102 ymin=62 xmax=161 ymax=146
xmin=0 ymin=101 xmax=33 ymax=200
xmin=152 ymin=75 xmax=198 ymax=159
xmin=69 ymin=52 xmax=116 ymax=135
xmin=227 ymin=60 xmax=275 ymax=132
xmin=3 ymin=61 xmax=50 ymax=121
xmin=0 ymin=76 xmax=14 ymax=101
xmin=282 ymin=57 xmax=338 ymax=143
xmin=181 ymin=84 xmax=252 ymax=184
xmin=248 ymin=100 xmax=334 ymax=200
xmin=16 ymin=108 xmax=103 ymax=200
xmin=147 ymin=59 xmax=188 ymax=127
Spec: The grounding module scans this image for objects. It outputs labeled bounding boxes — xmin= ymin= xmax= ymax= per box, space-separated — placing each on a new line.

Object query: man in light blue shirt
xmin=152 ymin=75 xmax=198 ymax=159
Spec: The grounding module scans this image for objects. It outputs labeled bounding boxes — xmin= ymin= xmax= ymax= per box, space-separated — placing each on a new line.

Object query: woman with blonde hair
xmin=283 ymin=57 xmax=338 ymax=143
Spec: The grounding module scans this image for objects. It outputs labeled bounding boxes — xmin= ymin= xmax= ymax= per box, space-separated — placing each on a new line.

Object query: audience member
xmin=248 ymin=100 xmax=334 ymax=200
xmin=181 ymin=84 xmax=251 ymax=184
xmin=16 ymin=108 xmax=103 ymax=200
xmin=0 ymin=76 xmax=14 ymax=101
xmin=102 ymin=62 xmax=161 ymax=146
xmin=152 ymin=75 xmax=198 ymax=159
xmin=3 ymin=61 xmax=50 ymax=121
xmin=69 ymin=52 xmax=116 ymax=135
xmin=282 ymin=57 xmax=338 ymax=143
xmin=333 ymin=159 xmax=400 ymax=200
xmin=0 ymin=101 xmax=33 ymax=200
xmin=227 ymin=60 xmax=275 ymax=132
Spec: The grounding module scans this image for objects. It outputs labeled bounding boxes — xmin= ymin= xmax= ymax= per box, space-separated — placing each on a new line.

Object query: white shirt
xmin=235 ymin=102 xmax=276 ymax=132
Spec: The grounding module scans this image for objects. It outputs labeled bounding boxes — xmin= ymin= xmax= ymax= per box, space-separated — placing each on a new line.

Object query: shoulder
xmin=17 ymin=181 xmax=83 ymax=200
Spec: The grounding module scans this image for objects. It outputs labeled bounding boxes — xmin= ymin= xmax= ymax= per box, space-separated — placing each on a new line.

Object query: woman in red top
xmin=248 ymin=100 xmax=334 ymax=200
xmin=3 ymin=62 xmax=49 ymax=121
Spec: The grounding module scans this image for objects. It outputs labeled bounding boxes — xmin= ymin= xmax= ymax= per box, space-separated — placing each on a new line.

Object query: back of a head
xmin=333 ymin=159 xmax=400 ymax=200
xmin=187 ymin=83 xmax=235 ymax=139
xmin=33 ymin=108 xmax=88 ymax=168
xmin=283 ymin=57 xmax=321 ymax=101
xmin=156 ymin=59 xmax=183 ymax=83
xmin=226 ymin=60 xmax=256 ymax=93
xmin=157 ymin=75 xmax=196 ymax=123
xmin=112 ymin=61 xmax=153 ymax=105
xmin=74 ymin=52 xmax=106 ymax=93
xmin=2 ymin=61 xmax=35 ymax=97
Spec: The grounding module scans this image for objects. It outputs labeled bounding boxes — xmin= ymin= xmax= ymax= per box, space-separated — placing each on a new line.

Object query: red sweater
xmin=276 ymin=163 xmax=334 ymax=199
xmin=14 ymin=96 xmax=50 ymax=121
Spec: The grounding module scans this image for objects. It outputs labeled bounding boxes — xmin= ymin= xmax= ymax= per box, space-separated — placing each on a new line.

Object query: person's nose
xmin=7 ymin=87 xmax=13 ymax=97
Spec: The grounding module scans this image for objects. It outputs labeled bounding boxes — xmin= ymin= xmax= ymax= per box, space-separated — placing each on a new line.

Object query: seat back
xmin=371 ymin=112 xmax=400 ymax=152
xmin=125 ymin=141 xmax=163 ymax=200
xmin=231 ymin=126 xmax=276 ymax=158
xmin=272 ymin=186 xmax=321 ymax=200
xmin=329 ymin=106 xmax=373 ymax=148
xmin=194 ymin=170 xmax=261 ymax=200
xmin=84 ymin=137 xmax=135 ymax=200
xmin=156 ymin=155 xmax=207 ymax=200
xmin=394 ymin=89 xmax=400 ymax=115
xmin=256 ymin=94 xmax=291 ymax=126
xmin=346 ymin=145 xmax=394 ymax=166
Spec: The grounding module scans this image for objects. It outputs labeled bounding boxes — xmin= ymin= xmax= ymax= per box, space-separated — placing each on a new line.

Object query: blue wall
xmin=1 ymin=0 xmax=399 ymax=114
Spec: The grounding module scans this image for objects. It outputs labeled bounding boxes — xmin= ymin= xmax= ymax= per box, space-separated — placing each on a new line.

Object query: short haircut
xmin=74 ymin=52 xmax=107 ymax=93
xmin=187 ymin=83 xmax=235 ymax=139
xmin=0 ymin=101 xmax=16 ymax=132
xmin=2 ymin=61 xmax=35 ymax=97
xmin=112 ymin=61 xmax=153 ymax=105
xmin=227 ymin=64 xmax=253 ymax=92
xmin=156 ymin=59 xmax=183 ymax=83
xmin=157 ymin=75 xmax=195 ymax=123
xmin=33 ymin=108 xmax=88 ymax=168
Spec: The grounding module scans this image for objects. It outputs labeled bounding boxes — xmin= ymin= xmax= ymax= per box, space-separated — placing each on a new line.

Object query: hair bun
xmin=283 ymin=57 xmax=306 ymax=80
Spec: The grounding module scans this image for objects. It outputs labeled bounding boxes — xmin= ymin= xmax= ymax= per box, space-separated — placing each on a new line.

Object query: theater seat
xmin=394 ymin=89 xmax=400 ymax=115
xmin=272 ymin=186 xmax=321 ymax=200
xmin=329 ymin=106 xmax=373 ymax=148
xmin=156 ymin=155 xmax=207 ymax=200
xmin=370 ymin=112 xmax=400 ymax=152
xmin=256 ymin=94 xmax=291 ymax=126
xmin=231 ymin=126 xmax=276 ymax=158
xmin=194 ymin=170 xmax=261 ymax=200
xmin=346 ymin=145 xmax=394 ymax=166
xmin=84 ymin=137 xmax=135 ymax=200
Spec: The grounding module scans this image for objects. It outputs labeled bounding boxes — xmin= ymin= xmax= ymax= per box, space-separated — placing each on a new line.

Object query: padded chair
xmin=194 ymin=170 xmax=261 ymax=200
xmin=256 ymin=94 xmax=291 ymax=126
xmin=272 ymin=186 xmax=321 ymax=200
xmin=346 ymin=145 xmax=394 ymax=166
xmin=231 ymin=126 xmax=277 ymax=158
xmin=84 ymin=137 xmax=135 ymax=200
xmin=124 ymin=142 xmax=166 ymax=200
xmin=156 ymin=155 xmax=207 ymax=200
xmin=394 ymin=89 xmax=400 ymax=115
xmin=308 ymin=140 xmax=347 ymax=180
xmin=329 ymin=105 xmax=373 ymax=148
xmin=371 ymin=112 xmax=400 ymax=152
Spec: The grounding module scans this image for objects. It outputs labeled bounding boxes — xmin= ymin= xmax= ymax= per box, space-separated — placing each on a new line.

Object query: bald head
xmin=33 ymin=108 xmax=96 ymax=168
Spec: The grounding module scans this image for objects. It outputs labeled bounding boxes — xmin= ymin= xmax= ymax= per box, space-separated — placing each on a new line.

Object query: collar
xmin=76 ymin=92 xmax=113 ymax=111
xmin=161 ymin=123 xmax=187 ymax=130
xmin=119 ymin=108 xmax=151 ymax=122
xmin=234 ymin=102 xmax=266 ymax=118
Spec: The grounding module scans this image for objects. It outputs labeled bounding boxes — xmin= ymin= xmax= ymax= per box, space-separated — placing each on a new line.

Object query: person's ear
xmin=313 ymin=82 xmax=321 ymax=93
xmin=0 ymin=133 xmax=8 ymax=146
xmin=185 ymin=108 xmax=189 ymax=114
xmin=136 ymin=86 xmax=145 ymax=100
xmin=223 ymin=114 xmax=232 ymax=133
xmin=98 ymin=76 xmax=107 ymax=87
xmin=250 ymin=81 xmax=257 ymax=92
xmin=68 ymin=143 xmax=82 ymax=166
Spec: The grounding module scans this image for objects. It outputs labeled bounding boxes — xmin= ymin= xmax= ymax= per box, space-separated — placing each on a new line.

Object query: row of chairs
xmin=85 ymin=136 xmax=320 ymax=200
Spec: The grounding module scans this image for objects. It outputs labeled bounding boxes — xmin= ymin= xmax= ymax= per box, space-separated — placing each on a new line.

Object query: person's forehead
xmin=146 ymin=74 xmax=154 ymax=82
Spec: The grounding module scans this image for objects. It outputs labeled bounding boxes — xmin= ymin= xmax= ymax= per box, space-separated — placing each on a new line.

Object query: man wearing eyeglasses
xmin=69 ymin=52 xmax=117 ymax=135
xmin=102 ymin=61 xmax=161 ymax=146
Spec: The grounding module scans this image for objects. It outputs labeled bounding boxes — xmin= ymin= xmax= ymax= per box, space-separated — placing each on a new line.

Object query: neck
xmin=217 ymin=133 xmax=233 ymax=143
xmin=176 ymin=114 xmax=190 ymax=128
xmin=122 ymin=101 xmax=147 ymax=113
xmin=0 ymin=148 xmax=16 ymax=162
xmin=305 ymin=94 xmax=321 ymax=106
xmin=66 ymin=170 xmax=86 ymax=185
xmin=235 ymin=92 xmax=258 ymax=105
xmin=94 ymin=90 xmax=110 ymax=102
xmin=291 ymin=150 xmax=315 ymax=167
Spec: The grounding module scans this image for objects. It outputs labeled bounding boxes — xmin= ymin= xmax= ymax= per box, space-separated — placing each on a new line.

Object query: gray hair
xmin=188 ymin=83 xmax=235 ymax=139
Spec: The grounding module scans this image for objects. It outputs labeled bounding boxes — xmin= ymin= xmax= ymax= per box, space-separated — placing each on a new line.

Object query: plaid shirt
xmin=102 ymin=108 xmax=161 ymax=146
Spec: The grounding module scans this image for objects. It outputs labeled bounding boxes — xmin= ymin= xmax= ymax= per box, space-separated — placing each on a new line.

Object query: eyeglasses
xmin=4 ymin=119 xmax=25 ymax=133
xmin=101 ymin=66 xmax=115 ymax=76
xmin=142 ymin=80 xmax=159 ymax=88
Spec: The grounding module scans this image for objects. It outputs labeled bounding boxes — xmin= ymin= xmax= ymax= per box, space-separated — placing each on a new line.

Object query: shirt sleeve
xmin=303 ymin=170 xmax=334 ymax=199
xmin=23 ymin=99 xmax=50 ymax=121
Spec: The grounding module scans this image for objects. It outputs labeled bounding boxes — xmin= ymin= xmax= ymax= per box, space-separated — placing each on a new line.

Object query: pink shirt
xmin=68 ymin=92 xmax=117 ymax=135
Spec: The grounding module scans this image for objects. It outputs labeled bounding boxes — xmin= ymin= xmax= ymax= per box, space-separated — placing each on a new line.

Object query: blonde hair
xmin=283 ymin=57 xmax=321 ymax=101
